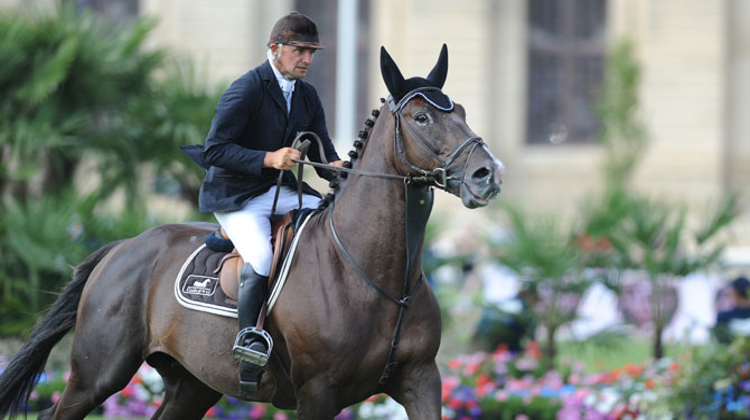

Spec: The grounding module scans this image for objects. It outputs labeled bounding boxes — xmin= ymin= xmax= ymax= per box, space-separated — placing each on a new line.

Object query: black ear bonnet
xmin=380 ymin=44 xmax=454 ymax=112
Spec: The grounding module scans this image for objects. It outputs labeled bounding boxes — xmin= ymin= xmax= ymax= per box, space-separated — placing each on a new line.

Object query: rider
xmin=198 ymin=11 xmax=342 ymax=366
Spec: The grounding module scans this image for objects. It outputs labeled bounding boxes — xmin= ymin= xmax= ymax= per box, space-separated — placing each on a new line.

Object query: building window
xmin=526 ymin=0 xmax=607 ymax=145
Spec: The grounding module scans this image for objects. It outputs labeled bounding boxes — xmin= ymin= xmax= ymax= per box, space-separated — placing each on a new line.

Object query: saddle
xmin=210 ymin=211 xmax=302 ymax=302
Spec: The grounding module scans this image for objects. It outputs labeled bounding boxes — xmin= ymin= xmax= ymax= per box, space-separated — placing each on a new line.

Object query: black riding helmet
xmin=268 ymin=11 xmax=324 ymax=50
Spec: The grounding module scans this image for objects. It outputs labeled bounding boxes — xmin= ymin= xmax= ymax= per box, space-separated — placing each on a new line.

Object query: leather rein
xmin=280 ymin=87 xmax=484 ymax=386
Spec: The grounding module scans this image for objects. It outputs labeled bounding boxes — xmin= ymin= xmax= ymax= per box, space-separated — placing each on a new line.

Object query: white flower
xmin=595 ymin=388 xmax=621 ymax=413
xmin=134 ymin=384 xmax=150 ymax=401
xmin=358 ymin=402 xmax=374 ymax=418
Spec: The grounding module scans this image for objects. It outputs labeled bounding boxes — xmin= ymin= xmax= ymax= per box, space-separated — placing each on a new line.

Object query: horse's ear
xmin=380 ymin=46 xmax=405 ymax=97
xmin=426 ymin=44 xmax=448 ymax=89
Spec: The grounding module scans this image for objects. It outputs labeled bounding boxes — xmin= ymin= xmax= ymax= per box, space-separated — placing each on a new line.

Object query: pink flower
xmin=495 ymin=390 xmax=509 ymax=401
xmin=442 ymin=375 xmax=460 ymax=400
xmin=249 ymin=404 xmax=267 ymax=418
xmin=274 ymin=412 xmax=289 ymax=420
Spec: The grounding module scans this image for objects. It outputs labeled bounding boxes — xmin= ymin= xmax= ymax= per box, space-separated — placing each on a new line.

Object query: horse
xmin=0 ymin=44 xmax=504 ymax=420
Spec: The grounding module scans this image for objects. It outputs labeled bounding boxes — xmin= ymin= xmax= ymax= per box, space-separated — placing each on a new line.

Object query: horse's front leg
xmin=295 ymin=375 xmax=339 ymax=420
xmin=388 ymin=360 xmax=442 ymax=419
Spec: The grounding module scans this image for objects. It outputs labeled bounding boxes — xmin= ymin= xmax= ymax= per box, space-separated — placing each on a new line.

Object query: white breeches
xmin=214 ymin=186 xmax=321 ymax=277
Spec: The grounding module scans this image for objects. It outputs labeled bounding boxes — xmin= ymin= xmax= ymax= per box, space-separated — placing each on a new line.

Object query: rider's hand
xmin=263 ymin=147 xmax=301 ymax=170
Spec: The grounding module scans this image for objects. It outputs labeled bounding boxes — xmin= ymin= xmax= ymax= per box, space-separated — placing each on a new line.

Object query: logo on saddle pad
xmin=183 ymin=275 xmax=218 ymax=296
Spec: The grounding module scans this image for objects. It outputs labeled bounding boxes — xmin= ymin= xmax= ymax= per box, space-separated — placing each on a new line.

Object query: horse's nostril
xmin=472 ymin=167 xmax=491 ymax=182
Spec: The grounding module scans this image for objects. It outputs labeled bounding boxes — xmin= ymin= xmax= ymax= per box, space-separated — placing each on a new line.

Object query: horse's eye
xmin=414 ymin=112 xmax=430 ymax=126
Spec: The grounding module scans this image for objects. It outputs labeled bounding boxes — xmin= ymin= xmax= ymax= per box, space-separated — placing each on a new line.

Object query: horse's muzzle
xmin=457 ymin=157 xmax=504 ymax=209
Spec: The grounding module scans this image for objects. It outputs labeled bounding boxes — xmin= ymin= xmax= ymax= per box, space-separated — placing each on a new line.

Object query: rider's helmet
xmin=268 ymin=12 xmax=324 ymax=50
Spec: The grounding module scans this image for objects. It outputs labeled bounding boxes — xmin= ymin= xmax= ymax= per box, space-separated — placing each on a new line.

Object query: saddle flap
xmin=217 ymin=213 xmax=296 ymax=301
xmin=219 ymin=253 xmax=244 ymax=301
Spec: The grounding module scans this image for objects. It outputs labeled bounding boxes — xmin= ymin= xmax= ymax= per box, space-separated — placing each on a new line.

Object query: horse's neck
xmin=328 ymin=115 xmax=416 ymax=291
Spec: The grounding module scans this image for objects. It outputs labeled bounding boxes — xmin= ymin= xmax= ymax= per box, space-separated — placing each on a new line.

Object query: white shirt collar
xmin=267 ymin=52 xmax=296 ymax=94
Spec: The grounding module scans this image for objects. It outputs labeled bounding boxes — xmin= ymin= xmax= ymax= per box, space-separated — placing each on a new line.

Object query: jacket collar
xmin=260 ymin=61 xmax=288 ymax=116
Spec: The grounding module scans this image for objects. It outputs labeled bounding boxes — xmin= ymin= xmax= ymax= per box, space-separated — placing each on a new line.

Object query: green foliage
xmin=665 ymin=337 xmax=750 ymax=418
xmin=580 ymin=40 xmax=741 ymax=359
xmin=596 ymin=40 xmax=648 ymax=188
xmin=95 ymin=59 xmax=220 ymax=204
xmin=0 ymin=5 xmax=221 ymax=336
xmin=0 ymin=5 xmax=163 ymax=195
xmin=496 ymin=205 xmax=584 ymax=285
xmin=490 ymin=204 xmax=592 ymax=363
xmin=0 ymin=191 xmax=164 ymax=336
xmin=479 ymin=396 xmax=560 ymax=420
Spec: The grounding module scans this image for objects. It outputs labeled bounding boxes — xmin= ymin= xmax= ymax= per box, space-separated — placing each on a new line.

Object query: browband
xmin=387 ymin=87 xmax=455 ymax=113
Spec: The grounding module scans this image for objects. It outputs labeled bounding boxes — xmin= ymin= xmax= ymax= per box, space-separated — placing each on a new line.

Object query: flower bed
xmin=439 ymin=342 xmax=679 ymax=420
xmin=5 ymin=339 xmax=750 ymax=419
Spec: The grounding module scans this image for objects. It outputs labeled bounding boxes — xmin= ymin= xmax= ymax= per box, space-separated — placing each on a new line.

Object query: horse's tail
xmin=0 ymin=239 xmax=123 ymax=419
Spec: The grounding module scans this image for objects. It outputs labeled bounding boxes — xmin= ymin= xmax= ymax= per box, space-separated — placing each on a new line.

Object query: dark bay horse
xmin=0 ymin=45 xmax=503 ymax=419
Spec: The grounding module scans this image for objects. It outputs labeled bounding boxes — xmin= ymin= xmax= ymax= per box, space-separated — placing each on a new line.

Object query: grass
xmin=556 ymin=339 xmax=686 ymax=372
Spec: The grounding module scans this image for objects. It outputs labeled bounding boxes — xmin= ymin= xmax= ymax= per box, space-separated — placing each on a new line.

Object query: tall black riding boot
xmin=232 ymin=264 xmax=272 ymax=366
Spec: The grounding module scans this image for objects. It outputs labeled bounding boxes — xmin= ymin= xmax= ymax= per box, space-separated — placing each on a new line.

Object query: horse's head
xmin=379 ymin=44 xmax=504 ymax=208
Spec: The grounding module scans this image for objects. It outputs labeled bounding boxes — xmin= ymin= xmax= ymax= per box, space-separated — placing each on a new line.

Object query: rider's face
xmin=271 ymin=44 xmax=316 ymax=80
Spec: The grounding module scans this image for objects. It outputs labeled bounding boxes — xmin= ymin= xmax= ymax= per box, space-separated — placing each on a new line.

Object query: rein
xmin=285 ymin=87 xmax=478 ymax=386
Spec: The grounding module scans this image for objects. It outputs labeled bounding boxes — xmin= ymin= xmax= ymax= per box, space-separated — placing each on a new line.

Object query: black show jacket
xmin=192 ymin=60 xmax=340 ymax=213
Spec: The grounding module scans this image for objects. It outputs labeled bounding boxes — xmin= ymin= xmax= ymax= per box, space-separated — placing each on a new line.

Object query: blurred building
xmin=3 ymin=0 xmax=749 ymax=261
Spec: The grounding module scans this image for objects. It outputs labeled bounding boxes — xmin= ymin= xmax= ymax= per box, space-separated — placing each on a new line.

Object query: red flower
xmin=493 ymin=343 xmax=509 ymax=355
xmin=447 ymin=398 xmax=463 ymax=409
xmin=476 ymin=373 xmax=490 ymax=388
xmin=525 ymin=341 xmax=542 ymax=360
xmin=624 ymin=363 xmax=643 ymax=377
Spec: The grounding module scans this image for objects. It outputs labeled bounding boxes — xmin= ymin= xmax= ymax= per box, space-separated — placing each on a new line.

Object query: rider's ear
xmin=380 ymin=46 xmax=405 ymax=98
xmin=426 ymin=44 xmax=448 ymax=89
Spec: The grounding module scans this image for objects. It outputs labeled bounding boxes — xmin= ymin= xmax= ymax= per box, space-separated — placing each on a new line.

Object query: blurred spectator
xmin=473 ymin=285 xmax=537 ymax=353
xmin=713 ymin=276 xmax=750 ymax=344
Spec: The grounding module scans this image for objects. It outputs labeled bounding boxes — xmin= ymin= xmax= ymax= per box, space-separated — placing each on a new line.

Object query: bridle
xmin=389 ymin=86 xmax=485 ymax=190
xmin=292 ymin=87 xmax=486 ymax=191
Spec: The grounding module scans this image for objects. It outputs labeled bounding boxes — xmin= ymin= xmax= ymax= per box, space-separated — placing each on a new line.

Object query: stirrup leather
xmin=232 ymin=327 xmax=273 ymax=366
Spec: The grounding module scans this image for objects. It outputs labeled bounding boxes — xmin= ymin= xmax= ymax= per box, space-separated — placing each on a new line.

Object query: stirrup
xmin=232 ymin=327 xmax=273 ymax=366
